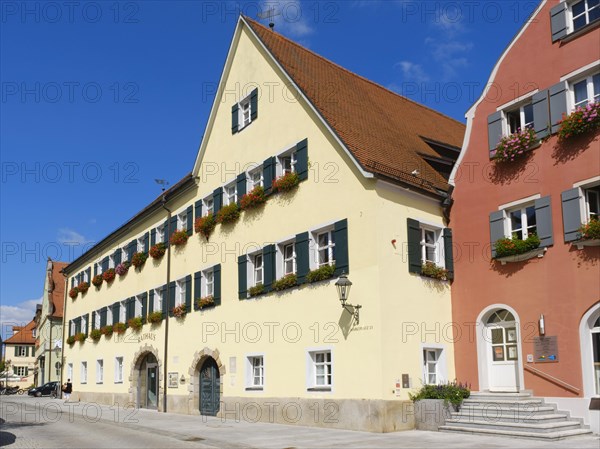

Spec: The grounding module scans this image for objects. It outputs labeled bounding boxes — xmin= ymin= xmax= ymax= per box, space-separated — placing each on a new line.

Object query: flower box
xmin=496 ymin=247 xmax=546 ymax=265
xmin=172 ymin=304 xmax=187 ymax=318
xmin=575 ymin=239 xmax=600 ymax=250
xmin=90 ymin=329 xmax=102 ymax=341
xmin=240 ymin=186 xmax=266 ymax=211
xmin=494 ymin=234 xmax=541 ymax=258
xmin=92 ymin=274 xmax=103 ymax=288
xmin=66 ymin=336 xmax=76 ymax=345
xmin=77 ymin=282 xmax=90 ymax=294
xmin=170 ymin=230 xmax=189 ymax=247
xmin=131 ymin=251 xmax=148 ymax=268
xmin=100 ymin=325 xmax=113 ymax=337
xmin=102 ymin=268 xmax=116 ymax=283
xmin=147 ymin=311 xmax=163 ymax=324
xmin=115 ymin=262 xmax=130 ymax=277
xmin=74 ymin=332 xmax=86 ymax=343
xmin=558 ymin=102 xmax=600 ymax=140
xmin=272 ymin=172 xmax=299 ymax=193
xmin=127 ymin=316 xmax=143 ymax=331
xmin=306 ymin=264 xmax=335 ymax=283
xmin=216 ymin=203 xmax=240 ymax=225
xmin=272 ymin=273 xmax=297 ymax=291
xmin=248 ymin=284 xmax=265 ymax=297
xmin=69 ymin=288 xmax=78 ymax=299
xmin=196 ymin=295 xmax=215 ymax=309
xmin=149 ymin=242 xmax=166 ymax=259
xmin=194 ymin=213 xmax=216 ymax=240
xmin=494 ymin=128 xmax=538 ymax=163
xmin=421 ymin=262 xmax=449 ymax=281
xmin=113 ymin=322 xmax=126 ymax=334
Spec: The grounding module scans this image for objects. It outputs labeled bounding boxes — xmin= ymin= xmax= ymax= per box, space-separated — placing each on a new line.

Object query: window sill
xmin=495 ymin=247 xmax=547 ymax=265
xmin=245 ymin=386 xmax=263 ymax=391
xmin=307 ymin=387 xmax=332 ymax=392
xmin=114 ymin=381 xmax=123 ymax=384
xmin=560 ymin=19 xmax=600 ymax=44
xmin=573 ymin=239 xmax=600 ymax=250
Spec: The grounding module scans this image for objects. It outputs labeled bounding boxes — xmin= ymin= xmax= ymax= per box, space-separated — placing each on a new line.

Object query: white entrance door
xmin=486 ymin=309 xmax=519 ymax=392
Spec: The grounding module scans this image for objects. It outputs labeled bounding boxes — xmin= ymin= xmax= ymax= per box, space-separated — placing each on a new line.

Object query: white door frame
xmin=579 ymin=302 xmax=600 ymax=398
xmin=476 ymin=304 xmax=525 ymax=392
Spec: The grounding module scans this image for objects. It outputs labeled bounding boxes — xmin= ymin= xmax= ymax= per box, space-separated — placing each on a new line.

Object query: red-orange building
xmin=450 ymin=0 xmax=599 ymax=433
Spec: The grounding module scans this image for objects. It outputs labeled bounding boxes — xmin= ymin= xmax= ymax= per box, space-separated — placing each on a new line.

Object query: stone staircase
xmin=439 ymin=391 xmax=593 ymax=441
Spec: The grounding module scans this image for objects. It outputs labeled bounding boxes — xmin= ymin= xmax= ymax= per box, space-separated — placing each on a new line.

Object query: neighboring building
xmin=34 ymin=259 xmax=68 ymax=386
xmin=61 ymin=16 xmax=464 ymax=431
xmin=450 ymin=0 xmax=599 ymax=435
xmin=3 ymin=320 xmax=37 ymax=388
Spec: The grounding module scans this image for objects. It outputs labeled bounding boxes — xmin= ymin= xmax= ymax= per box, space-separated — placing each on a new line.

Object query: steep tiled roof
xmin=243 ymin=17 xmax=465 ymax=195
xmin=49 ymin=261 xmax=68 ymax=317
xmin=4 ymin=320 xmax=36 ymax=345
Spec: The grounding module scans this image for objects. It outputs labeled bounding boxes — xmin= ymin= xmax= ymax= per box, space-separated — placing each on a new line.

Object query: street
xmin=1 ymin=396 xmax=599 ymax=448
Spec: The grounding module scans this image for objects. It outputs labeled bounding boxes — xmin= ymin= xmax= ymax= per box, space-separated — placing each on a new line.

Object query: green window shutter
xmin=232 ymin=103 xmax=239 ymax=134
xmin=148 ymin=291 xmax=154 ymax=314
xmin=129 ymin=240 xmax=137 ymax=259
xmin=263 ymin=157 xmax=275 ymax=194
xmin=112 ymin=302 xmax=120 ymax=323
xmin=535 ymin=196 xmax=554 ymax=247
xmin=185 ymin=275 xmax=192 ymax=312
xmin=114 ymin=249 xmax=122 ymax=266
xmin=84 ymin=314 xmax=89 ymax=336
xmin=169 ymin=216 xmax=178 ymax=237
xmin=561 ymin=188 xmax=583 ymax=242
xmin=25 ymin=367 xmax=29 ymax=376
xmin=101 ymin=257 xmax=109 ymax=272
xmin=128 ymin=298 xmax=136 ymax=322
xmin=238 ymin=255 xmax=248 ymax=299
xmin=213 ymin=264 xmax=221 ymax=306
xmin=550 ymin=2 xmax=568 ymax=42
xmin=195 ymin=200 xmax=202 ymax=221
xmin=91 ymin=311 xmax=96 ymax=330
xmin=150 ymin=228 xmax=156 ymax=246
xmin=70 ymin=277 xmax=74 ymax=289
xmin=100 ymin=308 xmax=107 ymax=328
xmin=549 ymin=82 xmax=568 ymax=134
xmin=68 ymin=320 xmax=72 ymax=337
xmin=186 ymin=205 xmax=193 ymax=236
xmin=86 ymin=267 xmax=91 ymax=282
xmin=194 ymin=271 xmax=202 ymax=310
xmin=75 ymin=317 xmax=81 ymax=335
xmin=532 ymin=90 xmax=550 ymax=139
xmin=250 ymin=88 xmax=258 ymax=121
xmin=168 ymin=282 xmax=176 ymax=317
xmin=13 ymin=367 xmax=17 ymax=375
xmin=295 ymin=232 xmax=310 ymax=284
xmin=163 ymin=220 xmax=170 ymax=248
xmin=213 ymin=188 xmax=223 ymax=215
xmin=489 ymin=210 xmax=506 ymax=258
xmin=443 ymin=228 xmax=454 ymax=280
xmin=333 ymin=219 xmax=349 ymax=276
xmin=141 ymin=292 xmax=148 ymax=319
xmin=407 ymin=218 xmax=422 ymax=274
xmin=161 ymin=284 xmax=168 ymax=318
xmin=143 ymin=232 xmax=149 ymax=253
xmin=296 ymin=138 xmax=308 ymax=181
xmin=237 ymin=172 xmax=247 ymax=203
xmin=94 ymin=264 xmax=97 ymax=277
xmin=487 ymin=111 xmax=503 ymax=158
xmin=263 ymin=245 xmax=276 ymax=292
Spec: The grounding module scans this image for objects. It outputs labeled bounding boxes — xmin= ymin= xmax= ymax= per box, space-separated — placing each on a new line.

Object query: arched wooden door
xmin=199 ymin=358 xmax=220 ymax=416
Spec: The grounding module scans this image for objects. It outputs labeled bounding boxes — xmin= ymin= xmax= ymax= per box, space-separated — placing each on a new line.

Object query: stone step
xmin=450 ymin=412 xmax=570 ymax=424
xmin=462 ymin=398 xmax=543 ymax=406
xmin=439 ymin=425 xmax=593 ymax=441
xmin=444 ymin=418 xmax=583 ymax=434
xmin=455 ymin=404 xmax=557 ymax=418
xmin=468 ymin=392 xmax=533 ymax=401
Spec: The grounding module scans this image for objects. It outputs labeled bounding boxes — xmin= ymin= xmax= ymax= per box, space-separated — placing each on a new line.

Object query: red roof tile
xmin=4 ymin=319 xmax=36 ymax=345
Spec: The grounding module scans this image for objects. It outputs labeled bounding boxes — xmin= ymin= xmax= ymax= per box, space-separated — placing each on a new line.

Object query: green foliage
xmin=421 ymin=262 xmax=449 ymax=281
xmin=494 ymin=233 xmax=541 ymax=258
xmin=131 ymin=252 xmax=148 ymax=268
xmin=248 ymin=284 xmax=265 ymax=297
xmin=194 ymin=213 xmax=217 ymax=240
xmin=272 ymin=273 xmax=297 ymax=291
xmin=100 ymin=325 xmax=113 ymax=336
xmin=74 ymin=332 xmax=86 ymax=343
xmin=128 ymin=316 xmax=143 ymax=331
xmin=147 ymin=311 xmax=163 ymax=324
xmin=113 ymin=322 xmax=126 ymax=334
xmin=90 ymin=329 xmax=102 ymax=341
xmin=409 ymin=381 xmax=471 ymax=407
xmin=580 ymin=218 xmax=600 ymax=240
xmin=196 ymin=296 xmax=215 ymax=309
xmin=306 ymin=264 xmax=335 ymax=283
xmin=272 ymin=172 xmax=300 ymax=193
xmin=216 ymin=203 xmax=241 ymax=225
xmin=66 ymin=336 xmax=76 ymax=345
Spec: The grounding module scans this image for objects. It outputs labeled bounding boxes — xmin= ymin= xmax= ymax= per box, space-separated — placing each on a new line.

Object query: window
xmin=15 ymin=346 xmax=27 ymax=357
xmin=81 ymin=315 xmax=87 ymax=334
xmin=135 ymin=295 xmax=143 ymax=316
xmin=83 ymin=270 xmax=89 ymax=283
xmin=238 ymin=95 xmax=252 ymax=128
xmin=31 ymin=328 xmax=36 ymax=338
xmin=94 ymin=313 xmax=101 ymax=330
xmin=224 ymin=183 xmax=237 ymax=206
xmin=177 ymin=211 xmax=186 ymax=231
xmin=204 ymin=196 xmax=214 ymax=216
xmin=282 ymin=243 xmax=296 ymax=275
xmin=81 ymin=361 xmax=88 ymax=384
xmin=508 ymin=204 xmax=537 ymax=240
xmin=120 ymin=247 xmax=128 ymax=262
xmin=70 ymin=321 xmax=76 ymax=336
xmin=153 ymin=288 xmax=163 ymax=312
xmin=137 ymin=236 xmax=144 ymax=253
xmin=203 ymin=269 xmax=214 ymax=297
xmin=571 ymin=0 xmax=600 ymax=31
xmin=249 ymin=168 xmax=263 ymax=189
xmin=585 ymin=185 xmax=600 ymax=221
xmin=246 ymin=355 xmax=264 ymax=389
xmin=253 ymin=254 xmax=263 ymax=286
xmin=420 ymin=227 xmax=443 ymax=265
xmin=109 ymin=254 xmax=115 ymax=269
xmin=14 ymin=366 xmax=27 ymax=376
xmin=119 ymin=301 xmax=127 ymax=323
xmin=423 ymin=349 xmax=440 ymax=385
xmin=73 ymin=275 xmax=79 ymax=288
xmin=115 ymin=357 xmax=124 ymax=383
xmin=96 ymin=359 xmax=103 ymax=384
xmin=505 ymin=102 xmax=534 ymax=134
xmin=308 ymin=350 xmax=332 ymax=389
xmin=572 ymin=73 xmax=600 ymax=109
xmin=95 ymin=261 xmax=103 ymax=275
xmin=106 ymin=307 xmax=113 ymax=326
xmin=316 ymin=230 xmax=335 ymax=267
xmin=67 ymin=363 xmax=73 ymax=381
xmin=279 ymin=152 xmax=297 ymax=176
xmin=175 ymin=279 xmax=186 ymax=306
xmin=156 ymin=224 xmax=165 ymax=244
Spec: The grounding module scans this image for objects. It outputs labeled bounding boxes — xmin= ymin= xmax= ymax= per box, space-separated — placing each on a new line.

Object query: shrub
xmin=100 ymin=325 xmax=113 ymax=337
xmin=580 ymin=218 xmax=600 ymax=240
xmin=66 ymin=336 xmax=75 ymax=345
xmin=77 ymin=282 xmax=90 ymax=294
xmin=240 ymin=186 xmax=266 ymax=210
xmin=149 ymin=242 xmax=166 ymax=259
xmin=103 ymin=268 xmax=116 ymax=283
xmin=272 ymin=273 xmax=297 ymax=291
xmin=421 ymin=262 xmax=449 ymax=281
xmin=113 ymin=322 xmax=126 ymax=334
xmin=194 ymin=213 xmax=216 ymax=240
xmin=131 ymin=251 xmax=148 ymax=268
xmin=409 ymin=381 xmax=471 ymax=407
xmin=68 ymin=288 xmax=78 ymax=299
xmin=147 ymin=311 xmax=163 ymax=324
xmin=306 ymin=264 xmax=335 ymax=283
xmin=216 ymin=203 xmax=240 ymax=225
xmin=272 ymin=171 xmax=299 ymax=193
xmin=115 ymin=262 xmax=130 ymax=277
xmin=92 ymin=274 xmax=103 ymax=287
xmin=90 ymin=329 xmax=102 ymax=341
xmin=494 ymin=233 xmax=541 ymax=258
xmin=248 ymin=284 xmax=265 ymax=297
xmin=494 ymin=128 xmax=537 ymax=162
xmin=170 ymin=230 xmax=189 ymax=246
xmin=172 ymin=304 xmax=187 ymax=318
xmin=558 ymin=102 xmax=600 ymax=140
xmin=128 ymin=316 xmax=143 ymax=331
xmin=74 ymin=332 xmax=86 ymax=343
xmin=196 ymin=296 xmax=215 ymax=309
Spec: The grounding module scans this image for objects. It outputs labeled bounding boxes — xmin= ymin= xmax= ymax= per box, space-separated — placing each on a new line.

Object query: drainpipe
xmin=161 ymin=196 xmax=172 ymax=413
xmin=60 ymin=270 xmax=68 ymax=399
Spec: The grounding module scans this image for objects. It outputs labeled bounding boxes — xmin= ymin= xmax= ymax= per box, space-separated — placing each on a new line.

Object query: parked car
xmin=28 ymin=381 xmax=59 ymax=397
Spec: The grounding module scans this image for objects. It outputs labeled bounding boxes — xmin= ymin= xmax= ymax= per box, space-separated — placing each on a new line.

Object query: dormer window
xmin=240 ymin=97 xmax=251 ymax=127
xmin=232 ymin=89 xmax=258 ymax=134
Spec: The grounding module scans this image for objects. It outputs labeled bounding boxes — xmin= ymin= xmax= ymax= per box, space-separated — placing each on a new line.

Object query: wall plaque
xmin=533 ymin=336 xmax=558 ymax=363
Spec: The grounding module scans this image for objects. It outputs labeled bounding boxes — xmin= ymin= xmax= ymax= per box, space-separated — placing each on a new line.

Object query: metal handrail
xmin=524 ymin=364 xmax=580 ymax=394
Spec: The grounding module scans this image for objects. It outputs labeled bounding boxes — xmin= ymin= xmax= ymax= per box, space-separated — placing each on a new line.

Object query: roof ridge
xmin=242 ymin=16 xmax=464 ymax=127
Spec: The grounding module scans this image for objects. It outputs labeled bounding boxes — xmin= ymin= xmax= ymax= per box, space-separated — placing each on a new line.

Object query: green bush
xmin=421 ymin=261 xmax=449 ymax=280
xmin=494 ymin=233 xmax=540 ymax=258
xmin=216 ymin=203 xmax=240 ymax=225
xmin=90 ymin=329 xmax=102 ymax=341
xmin=272 ymin=274 xmax=297 ymax=291
xmin=128 ymin=316 xmax=143 ymax=331
xmin=248 ymin=284 xmax=265 ymax=297
xmin=409 ymin=381 xmax=471 ymax=407
xmin=306 ymin=264 xmax=335 ymax=283
xmin=147 ymin=311 xmax=163 ymax=324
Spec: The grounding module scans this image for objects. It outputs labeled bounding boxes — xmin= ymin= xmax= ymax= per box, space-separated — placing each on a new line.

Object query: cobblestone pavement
xmin=1 ymin=396 xmax=599 ymax=448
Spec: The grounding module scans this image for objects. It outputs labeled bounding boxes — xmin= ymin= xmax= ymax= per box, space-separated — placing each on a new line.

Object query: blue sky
xmin=0 ymin=0 xmax=533 ymax=337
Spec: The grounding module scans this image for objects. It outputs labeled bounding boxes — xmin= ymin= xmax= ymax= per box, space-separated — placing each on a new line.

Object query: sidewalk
xmin=4 ymin=396 xmax=600 ymax=448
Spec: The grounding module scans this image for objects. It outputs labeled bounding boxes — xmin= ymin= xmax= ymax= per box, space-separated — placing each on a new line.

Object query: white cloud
xmin=1 ymin=298 xmax=40 ymax=340
xmin=394 ymin=61 xmax=430 ymax=83
xmin=57 ymin=228 xmax=89 ymax=245
xmin=425 ymin=38 xmax=473 ymax=80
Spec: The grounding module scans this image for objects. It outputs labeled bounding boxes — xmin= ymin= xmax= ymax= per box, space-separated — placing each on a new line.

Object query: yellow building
xmin=2 ymin=320 xmax=37 ymax=389
xmin=61 ymin=16 xmax=465 ymax=432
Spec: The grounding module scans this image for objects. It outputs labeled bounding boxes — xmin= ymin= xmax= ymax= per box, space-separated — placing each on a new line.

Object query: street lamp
xmin=335 ymin=272 xmax=361 ymax=324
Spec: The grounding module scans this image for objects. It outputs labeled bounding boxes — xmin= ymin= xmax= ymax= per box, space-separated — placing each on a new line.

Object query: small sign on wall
xmin=533 ymin=336 xmax=559 ymax=362
xmin=168 ymin=372 xmax=179 ymax=388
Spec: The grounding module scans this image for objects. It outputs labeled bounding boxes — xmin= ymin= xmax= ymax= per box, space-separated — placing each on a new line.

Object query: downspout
xmin=60 ymin=270 xmax=68 ymax=399
xmin=161 ymin=196 xmax=172 ymax=413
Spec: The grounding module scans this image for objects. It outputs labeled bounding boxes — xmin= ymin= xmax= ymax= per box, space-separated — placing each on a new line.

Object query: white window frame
xmin=67 ymin=363 xmax=73 ymax=381
xmin=109 ymin=254 xmax=115 ymax=269
xmin=95 ymin=261 xmax=103 ymax=275
xmin=253 ymin=253 xmax=263 ymax=286
xmin=503 ymin=101 xmax=534 ymax=135
xmin=119 ymin=301 xmax=127 ymax=323
xmin=574 ymin=180 xmax=600 ymax=224
xmin=81 ymin=361 xmax=88 ymax=384
xmin=96 ymin=359 xmax=104 ymax=384
xmin=135 ymin=295 xmax=143 ymax=317
xmin=15 ymin=366 xmax=27 ymax=376
xmin=248 ymin=167 xmax=263 ymax=190
xmin=83 ymin=270 xmax=89 ymax=283
xmin=175 ymin=278 xmax=186 ymax=307
xmin=203 ymin=269 xmax=214 ymax=297
xmin=81 ymin=315 xmax=87 ymax=334
xmin=570 ymin=72 xmax=600 ymax=110
xmin=569 ymin=0 xmax=600 ymax=32
xmin=279 ymin=241 xmax=296 ymax=276
xmin=421 ymin=344 xmax=447 ymax=385
xmin=278 ymin=151 xmax=297 ymax=177
xmin=156 ymin=224 xmax=165 ymax=244
xmin=120 ymin=247 xmax=129 ymax=263
xmin=94 ymin=312 xmax=101 ymax=330
xmin=106 ymin=307 xmax=113 ymax=326
xmin=70 ymin=321 xmax=76 ymax=336
xmin=137 ymin=236 xmax=144 ymax=253
xmin=419 ymin=225 xmax=444 ymax=266
xmin=224 ymin=183 xmax=237 ymax=206
xmin=306 ymin=349 xmax=333 ymax=390
xmin=245 ymin=354 xmax=265 ymax=390
xmin=506 ymin=203 xmax=537 ymax=240
xmin=314 ymin=228 xmax=335 ymax=268
xmin=114 ymin=356 xmax=124 ymax=383
xmin=238 ymin=94 xmax=252 ymax=129
xmin=177 ymin=210 xmax=186 ymax=232
xmin=203 ymin=196 xmax=214 ymax=216
xmin=15 ymin=346 xmax=27 ymax=357
xmin=153 ymin=288 xmax=163 ymax=312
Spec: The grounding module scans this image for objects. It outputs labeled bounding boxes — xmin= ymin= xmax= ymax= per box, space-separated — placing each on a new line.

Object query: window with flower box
xmin=203 ymin=196 xmax=214 ymax=216
xmin=313 ymin=229 xmax=335 ymax=268
xmin=278 ymin=151 xmax=297 ymax=176
xmin=505 ymin=102 xmax=534 ymax=134
xmin=249 ymin=167 xmax=263 ymax=189
xmin=562 ymin=180 xmax=600 ymax=242
xmin=194 ymin=265 xmax=221 ymax=309
xmin=153 ymin=287 xmax=163 ymax=314
xmin=203 ymin=269 xmax=214 ymax=297
xmin=224 ymin=183 xmax=237 ymax=206
xmin=571 ymin=72 xmax=600 ymax=109
xmin=175 ymin=279 xmax=186 ymax=307
xmin=407 ymin=219 xmax=454 ymax=277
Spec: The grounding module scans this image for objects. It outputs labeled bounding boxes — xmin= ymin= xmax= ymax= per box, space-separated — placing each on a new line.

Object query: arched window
xmin=487 ymin=309 xmax=516 ymax=324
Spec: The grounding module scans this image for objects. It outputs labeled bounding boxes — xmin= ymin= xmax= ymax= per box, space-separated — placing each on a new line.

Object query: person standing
xmin=63 ymin=379 xmax=72 ymax=402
